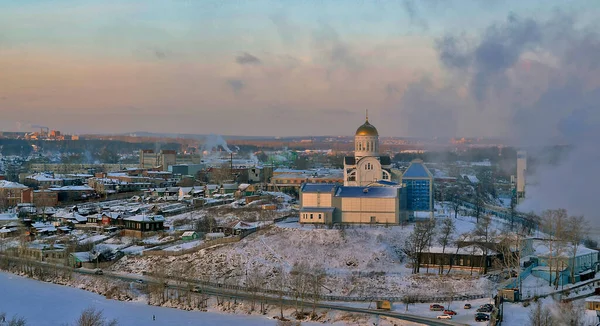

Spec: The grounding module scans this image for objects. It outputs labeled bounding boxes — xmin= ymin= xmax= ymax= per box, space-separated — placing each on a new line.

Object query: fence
xmin=143 ymin=236 xmax=241 ymax=257
xmin=141 ymin=226 xmax=261 ymax=257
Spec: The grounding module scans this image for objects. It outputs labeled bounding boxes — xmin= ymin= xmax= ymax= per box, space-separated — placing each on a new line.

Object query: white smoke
xmin=201 ymin=134 xmax=232 ymax=154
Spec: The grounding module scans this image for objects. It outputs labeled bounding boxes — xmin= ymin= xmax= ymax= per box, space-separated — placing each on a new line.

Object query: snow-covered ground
xmin=0 ymin=271 xmax=276 ymax=326
xmin=111 ymin=216 xmax=494 ymax=299
xmin=164 ymin=240 xmax=204 ymax=251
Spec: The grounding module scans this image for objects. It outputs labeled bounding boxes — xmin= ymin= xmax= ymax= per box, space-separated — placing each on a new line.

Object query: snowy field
xmin=0 ymin=272 xmax=277 ymax=326
xmin=111 ymin=212 xmax=496 ymax=299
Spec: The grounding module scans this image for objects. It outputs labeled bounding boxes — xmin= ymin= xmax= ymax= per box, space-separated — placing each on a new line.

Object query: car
xmin=443 ymin=310 xmax=457 ymax=315
xmin=477 ymin=304 xmax=493 ymax=313
xmin=94 ymin=269 xmax=103 ymax=275
xmin=475 ymin=313 xmax=490 ymax=322
xmin=191 ymin=286 xmax=201 ymax=293
xmin=135 ymin=279 xmax=145 ymax=284
xmin=429 ymin=304 xmax=444 ymax=311
xmin=437 ymin=315 xmax=452 ymax=319
xmin=464 ymin=303 xmax=472 ymax=309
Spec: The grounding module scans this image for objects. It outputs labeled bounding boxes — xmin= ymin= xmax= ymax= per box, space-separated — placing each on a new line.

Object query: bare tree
xmin=437 ymin=218 xmax=456 ymax=274
xmin=554 ymin=301 xmax=584 ymax=326
xmin=529 ymin=302 xmax=554 ymax=326
xmin=73 ymin=307 xmax=117 ymax=326
xmin=271 ymin=265 xmax=287 ymax=320
xmin=448 ymin=187 xmax=462 ymax=219
xmin=473 ymin=215 xmax=495 ymax=274
xmin=541 ymin=209 xmax=568 ymax=289
xmin=446 ymin=233 xmax=469 ymax=275
xmin=567 ymin=215 xmax=587 ymax=284
xmin=474 ymin=184 xmax=485 ymax=224
xmin=400 ymin=287 xmax=420 ymax=312
xmin=289 ymin=262 xmax=310 ymax=318
xmin=403 ymin=219 xmax=436 ymax=274
xmin=0 ymin=312 xmax=27 ymax=326
xmin=308 ymin=265 xmax=326 ymax=319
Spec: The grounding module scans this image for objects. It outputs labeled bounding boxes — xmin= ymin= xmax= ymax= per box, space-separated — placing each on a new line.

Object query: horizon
xmin=1 ymin=0 xmax=599 ymax=140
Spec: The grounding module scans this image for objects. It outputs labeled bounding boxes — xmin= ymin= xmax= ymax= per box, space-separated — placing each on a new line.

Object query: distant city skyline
xmin=1 ymin=0 xmax=598 ymax=140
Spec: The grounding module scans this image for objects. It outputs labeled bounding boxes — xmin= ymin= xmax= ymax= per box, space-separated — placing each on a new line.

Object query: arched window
xmin=366 ymin=142 xmax=370 ymax=151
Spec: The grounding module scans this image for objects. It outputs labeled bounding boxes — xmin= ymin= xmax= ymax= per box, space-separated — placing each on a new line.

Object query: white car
xmin=437 ymin=315 xmax=452 ymax=319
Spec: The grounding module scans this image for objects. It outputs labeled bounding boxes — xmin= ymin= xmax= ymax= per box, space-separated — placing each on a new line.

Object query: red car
xmin=443 ymin=310 xmax=457 ymax=315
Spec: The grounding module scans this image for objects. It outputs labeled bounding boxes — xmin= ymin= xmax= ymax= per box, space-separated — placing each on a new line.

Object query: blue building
xmin=401 ymin=159 xmax=434 ymax=214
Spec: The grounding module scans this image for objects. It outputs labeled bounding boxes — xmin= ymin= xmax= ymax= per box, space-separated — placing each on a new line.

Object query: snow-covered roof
xmin=335 ymin=186 xmax=399 ymax=198
xmin=0 ymin=180 xmax=27 ymax=189
xmin=181 ymin=231 xmax=197 ymax=237
xmin=101 ymin=212 xmax=121 ymax=219
xmin=71 ymin=252 xmax=93 ymax=262
xmin=0 ymin=213 xmax=18 ymax=221
xmin=222 ymin=183 xmax=238 ymax=189
xmin=238 ymin=183 xmax=251 ymax=191
xmin=585 ymin=296 xmax=600 ymax=302
xmin=49 ymin=185 xmax=94 ymax=191
xmin=460 ymin=174 xmax=479 ymax=184
xmin=27 ymin=173 xmax=63 ymax=182
xmin=529 ymin=239 xmax=598 ymax=258
xmin=427 ymin=244 xmax=498 ymax=256
xmin=124 ymin=215 xmax=165 ymax=222
xmin=60 ymin=212 xmax=88 ymax=223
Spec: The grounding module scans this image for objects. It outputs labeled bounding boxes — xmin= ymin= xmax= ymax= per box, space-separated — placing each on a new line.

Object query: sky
xmin=0 ymin=0 xmax=599 ymax=138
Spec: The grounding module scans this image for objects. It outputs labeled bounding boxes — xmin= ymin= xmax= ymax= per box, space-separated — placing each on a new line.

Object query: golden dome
xmin=355 ymin=119 xmax=378 ymax=136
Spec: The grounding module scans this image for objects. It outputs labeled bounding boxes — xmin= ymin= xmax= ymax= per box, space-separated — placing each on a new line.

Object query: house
xmin=204 ymin=184 xmax=219 ymax=197
xmin=418 ymin=245 xmax=502 ymax=273
xmin=122 ymin=215 xmax=165 ymax=238
xmin=178 ymin=187 xmax=204 ymax=201
xmin=58 ymin=212 xmax=88 ymax=225
xmin=18 ymin=243 xmax=67 ymax=264
xmin=100 ymin=212 xmax=123 ymax=226
xmin=181 ymin=231 xmax=199 ymax=241
xmin=238 ymin=183 xmax=257 ymax=197
xmin=0 ymin=224 xmax=19 ymax=238
xmin=521 ymin=238 xmax=599 ymax=285
xmin=221 ymin=183 xmax=239 ymax=195
xmin=30 ymin=222 xmax=58 ymax=237
xmin=70 ymin=252 xmax=94 ymax=268
xmin=87 ymin=215 xmax=99 ymax=224
xmin=585 ymin=296 xmax=600 ymax=311
xmin=217 ymin=220 xmax=258 ymax=236
xmin=0 ymin=180 xmax=30 ymax=206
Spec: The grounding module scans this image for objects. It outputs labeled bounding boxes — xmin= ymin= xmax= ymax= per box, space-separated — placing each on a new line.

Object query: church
xmin=299 ymin=114 xmax=433 ymax=225
xmin=343 ymin=112 xmax=393 ymax=186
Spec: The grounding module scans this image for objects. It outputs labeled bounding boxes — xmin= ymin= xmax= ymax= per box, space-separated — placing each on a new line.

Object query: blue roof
xmin=301 ymin=183 xmax=337 ymax=193
xmin=335 ymin=186 xmax=399 ymax=198
xmin=373 ymin=180 xmax=399 ymax=186
xmin=402 ymin=161 xmax=432 ymax=179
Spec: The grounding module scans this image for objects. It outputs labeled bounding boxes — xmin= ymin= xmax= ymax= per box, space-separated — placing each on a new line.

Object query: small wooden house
xmin=181 ymin=231 xmax=199 ymax=241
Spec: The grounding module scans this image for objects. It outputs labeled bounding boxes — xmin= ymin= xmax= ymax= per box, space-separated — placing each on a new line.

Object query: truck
xmin=376 ymin=300 xmax=391 ymax=310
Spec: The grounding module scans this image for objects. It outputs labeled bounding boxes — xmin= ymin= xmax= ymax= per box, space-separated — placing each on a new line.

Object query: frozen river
xmin=0 ymin=272 xmax=275 ymax=326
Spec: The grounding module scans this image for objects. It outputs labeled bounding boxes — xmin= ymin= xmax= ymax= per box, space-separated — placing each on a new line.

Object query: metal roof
xmin=300 ymin=183 xmax=337 ymax=193
xmin=402 ymin=161 xmax=432 ymax=179
xmin=335 ymin=186 xmax=398 ymax=198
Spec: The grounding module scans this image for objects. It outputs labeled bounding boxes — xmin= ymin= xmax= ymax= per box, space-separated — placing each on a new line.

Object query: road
xmin=0 ymin=254 xmax=468 ymax=326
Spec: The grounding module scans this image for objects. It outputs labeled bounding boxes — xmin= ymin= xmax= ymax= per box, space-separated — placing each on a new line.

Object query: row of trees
xmin=146 ymin=257 xmax=327 ymax=321
xmin=539 ymin=209 xmax=587 ymax=289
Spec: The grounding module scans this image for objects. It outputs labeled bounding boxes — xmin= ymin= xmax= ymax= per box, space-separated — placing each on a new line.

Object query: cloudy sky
xmin=0 ymin=0 xmax=599 ymax=138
